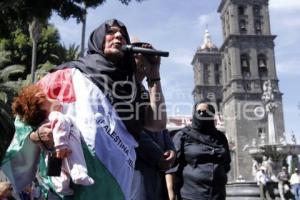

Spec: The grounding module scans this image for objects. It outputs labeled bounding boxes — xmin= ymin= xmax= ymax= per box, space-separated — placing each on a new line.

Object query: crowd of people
xmin=255 ymin=158 xmax=300 ymax=200
xmin=0 ymin=19 xmax=231 ymax=200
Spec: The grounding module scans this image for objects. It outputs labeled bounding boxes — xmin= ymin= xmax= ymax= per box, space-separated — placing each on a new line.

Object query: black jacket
xmin=168 ymin=126 xmax=231 ymax=200
xmin=131 ymin=130 xmax=175 ymax=200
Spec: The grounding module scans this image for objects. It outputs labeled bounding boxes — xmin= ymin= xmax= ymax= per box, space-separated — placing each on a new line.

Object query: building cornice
xmin=191 ymin=51 xmax=222 ymax=65
xmin=220 ymin=34 xmax=276 ymax=50
xmin=222 ymin=91 xmax=282 ymax=105
xmin=231 ymin=0 xmax=269 ymax=6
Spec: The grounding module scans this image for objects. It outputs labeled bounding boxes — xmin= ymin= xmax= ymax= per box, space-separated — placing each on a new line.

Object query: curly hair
xmin=12 ymin=84 xmax=48 ymax=127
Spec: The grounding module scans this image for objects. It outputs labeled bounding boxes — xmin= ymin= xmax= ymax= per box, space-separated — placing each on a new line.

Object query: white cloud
xmin=196 ymin=13 xmax=222 ymax=46
xmin=272 ymin=17 xmax=300 ymax=28
xmin=198 ymin=15 xmax=210 ymax=27
xmin=270 ymin=0 xmax=300 ymax=29
xmin=197 ymin=12 xmax=219 ymax=28
xmin=270 ymin=0 xmax=300 ymax=10
xmin=276 ymin=60 xmax=300 ymax=75
xmin=168 ymin=48 xmax=194 ymax=66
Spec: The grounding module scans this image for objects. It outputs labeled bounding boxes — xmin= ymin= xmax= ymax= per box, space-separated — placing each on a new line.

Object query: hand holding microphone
xmin=131 ymin=42 xmax=162 ymax=81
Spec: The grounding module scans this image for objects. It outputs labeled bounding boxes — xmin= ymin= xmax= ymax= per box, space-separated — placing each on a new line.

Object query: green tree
xmin=1 ymin=0 xmax=145 ymax=81
xmin=63 ymin=43 xmax=81 ymax=62
xmin=0 ymin=24 xmax=65 ymax=80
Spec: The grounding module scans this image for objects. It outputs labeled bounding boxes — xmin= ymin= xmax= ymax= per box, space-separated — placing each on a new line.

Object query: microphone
xmin=121 ymin=45 xmax=169 ymax=57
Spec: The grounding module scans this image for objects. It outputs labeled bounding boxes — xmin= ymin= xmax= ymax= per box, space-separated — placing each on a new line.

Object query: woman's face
xmin=103 ymin=25 xmax=127 ymax=61
xmin=195 ymin=103 xmax=216 ymax=121
xmin=196 ymin=103 xmax=209 ymax=112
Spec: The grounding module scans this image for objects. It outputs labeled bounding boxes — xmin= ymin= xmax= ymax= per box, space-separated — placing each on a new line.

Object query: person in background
xmin=277 ymin=166 xmax=290 ymax=200
xmin=2 ymin=19 xmax=166 ymax=200
xmin=252 ymin=159 xmax=260 ymax=181
xmin=131 ymin=129 xmax=175 ymax=200
xmin=256 ymin=166 xmax=274 ymax=200
xmin=290 ymin=168 xmax=300 ymax=200
xmin=166 ymin=100 xmax=231 ymax=200
xmin=130 ymin=39 xmax=175 ymax=200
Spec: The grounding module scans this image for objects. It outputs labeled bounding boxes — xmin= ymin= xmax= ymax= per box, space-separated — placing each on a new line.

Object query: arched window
xmin=258 ymin=54 xmax=267 ymax=68
xmin=253 ymin=5 xmax=261 ymax=16
xmin=258 ymin=54 xmax=267 ymax=77
xmin=241 ymin=54 xmax=250 ymax=77
xmin=239 ymin=19 xmax=247 ymax=34
xmin=215 ymin=64 xmax=221 ymax=85
xmin=244 ymin=81 xmax=251 ymax=91
xmin=203 ymin=64 xmax=210 ymax=84
xmin=238 ymin=6 xmax=246 ymax=15
xmin=255 ymin=20 xmax=262 ymax=34
xmin=258 ymin=127 xmax=266 ymax=138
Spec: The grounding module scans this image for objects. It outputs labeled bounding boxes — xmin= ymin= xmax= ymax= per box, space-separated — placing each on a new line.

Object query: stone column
xmin=228 ymin=4 xmax=239 ymax=34
xmin=224 ymin=53 xmax=230 ymax=83
xmin=249 ymin=48 xmax=259 ymax=78
xmin=262 ymin=5 xmax=271 ymax=35
xmin=210 ymin=62 xmax=216 ymax=85
xmin=267 ymin=49 xmax=278 ymax=79
xmin=230 ymin=47 xmax=242 ymax=79
xmin=248 ymin=5 xmax=255 ymax=34
xmin=267 ymin=111 xmax=276 ymax=144
xmin=199 ymin=63 xmax=205 ymax=85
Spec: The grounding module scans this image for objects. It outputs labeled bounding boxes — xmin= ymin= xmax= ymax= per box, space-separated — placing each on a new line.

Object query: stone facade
xmin=191 ymin=0 xmax=285 ymax=181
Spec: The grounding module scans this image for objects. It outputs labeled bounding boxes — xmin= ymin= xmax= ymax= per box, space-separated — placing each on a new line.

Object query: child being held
xmin=12 ymin=84 xmax=94 ymax=196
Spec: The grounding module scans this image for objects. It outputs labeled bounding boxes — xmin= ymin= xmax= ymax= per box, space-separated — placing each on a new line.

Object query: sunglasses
xmin=197 ymin=110 xmax=214 ymax=117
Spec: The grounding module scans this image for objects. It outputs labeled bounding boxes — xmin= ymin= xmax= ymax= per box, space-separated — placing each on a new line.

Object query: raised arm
xmin=134 ymin=43 xmax=167 ymax=132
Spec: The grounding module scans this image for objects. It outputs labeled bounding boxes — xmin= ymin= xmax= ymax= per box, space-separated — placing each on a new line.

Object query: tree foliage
xmin=118 ymin=0 xmax=144 ymax=5
xmin=0 ymin=24 xmax=65 ymax=79
xmin=0 ymin=0 xmax=107 ymax=38
xmin=0 ymin=0 xmax=145 ymax=36
xmin=0 ymin=23 xmax=83 ymax=82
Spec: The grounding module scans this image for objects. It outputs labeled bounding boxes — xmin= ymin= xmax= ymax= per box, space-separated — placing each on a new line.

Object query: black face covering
xmin=192 ymin=104 xmax=216 ymax=133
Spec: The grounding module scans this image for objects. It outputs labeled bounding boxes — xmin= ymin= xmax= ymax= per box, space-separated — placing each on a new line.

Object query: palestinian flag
xmin=2 ymin=68 xmax=138 ymax=200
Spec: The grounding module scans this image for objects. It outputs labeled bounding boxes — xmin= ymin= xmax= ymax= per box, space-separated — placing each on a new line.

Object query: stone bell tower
xmin=191 ymin=29 xmax=222 ymax=110
xmin=217 ymin=0 xmax=285 ymax=180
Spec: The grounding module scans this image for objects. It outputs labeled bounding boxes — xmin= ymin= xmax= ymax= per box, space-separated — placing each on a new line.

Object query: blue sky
xmin=50 ymin=0 xmax=300 ymax=141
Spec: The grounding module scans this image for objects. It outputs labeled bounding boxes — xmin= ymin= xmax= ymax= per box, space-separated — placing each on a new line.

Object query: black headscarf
xmin=53 ymin=19 xmax=145 ymax=138
xmin=191 ymin=99 xmax=216 ymax=133
xmin=181 ymin=99 xmax=227 ymax=149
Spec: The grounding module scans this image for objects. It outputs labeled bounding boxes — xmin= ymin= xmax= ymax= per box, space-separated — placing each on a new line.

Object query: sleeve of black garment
xmin=136 ymin=131 xmax=164 ymax=167
xmin=163 ymin=131 xmax=175 ymax=151
xmin=166 ymin=131 xmax=184 ymax=174
xmin=222 ymin=134 xmax=231 ymax=173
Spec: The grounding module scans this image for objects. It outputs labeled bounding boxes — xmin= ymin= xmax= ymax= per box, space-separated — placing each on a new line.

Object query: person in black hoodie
xmin=166 ymin=100 xmax=231 ymax=200
xmin=130 ymin=39 xmax=174 ymax=200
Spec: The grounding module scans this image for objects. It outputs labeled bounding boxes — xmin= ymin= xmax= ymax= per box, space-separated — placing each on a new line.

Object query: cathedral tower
xmin=217 ymin=0 xmax=285 ymax=180
xmin=191 ymin=29 xmax=222 ymax=110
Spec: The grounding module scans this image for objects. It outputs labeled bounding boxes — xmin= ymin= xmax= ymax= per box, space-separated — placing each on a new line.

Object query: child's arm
xmin=49 ymin=111 xmax=72 ymax=158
